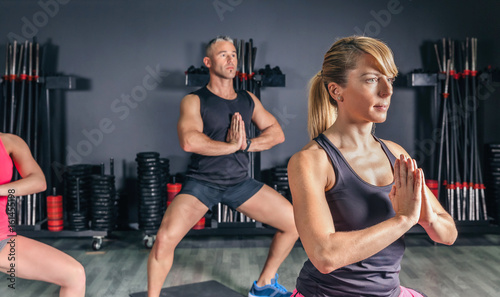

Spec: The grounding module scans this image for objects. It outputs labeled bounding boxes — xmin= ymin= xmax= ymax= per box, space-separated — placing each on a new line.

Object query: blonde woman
xmin=288 ymin=36 xmax=457 ymax=297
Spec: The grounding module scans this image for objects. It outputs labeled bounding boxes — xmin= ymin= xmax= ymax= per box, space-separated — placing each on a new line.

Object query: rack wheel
xmin=143 ymin=235 xmax=155 ymax=249
xmin=92 ymin=237 xmax=103 ymax=251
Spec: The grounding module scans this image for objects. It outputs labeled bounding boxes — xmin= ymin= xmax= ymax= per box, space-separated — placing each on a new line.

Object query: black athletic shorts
xmin=178 ymin=177 xmax=264 ymax=209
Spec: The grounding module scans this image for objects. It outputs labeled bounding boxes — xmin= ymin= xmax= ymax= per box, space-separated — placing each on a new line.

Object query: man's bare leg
xmin=237 ymin=184 xmax=299 ymax=286
xmin=147 ymin=194 xmax=209 ymax=297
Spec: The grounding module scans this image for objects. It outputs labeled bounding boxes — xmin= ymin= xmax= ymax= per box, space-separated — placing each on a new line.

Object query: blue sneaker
xmin=248 ymin=273 xmax=292 ymax=297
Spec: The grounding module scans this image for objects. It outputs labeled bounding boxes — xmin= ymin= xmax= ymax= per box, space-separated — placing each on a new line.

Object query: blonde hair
xmin=308 ymin=36 xmax=398 ymax=139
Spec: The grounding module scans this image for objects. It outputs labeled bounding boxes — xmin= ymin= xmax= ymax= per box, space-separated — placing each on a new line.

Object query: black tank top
xmin=185 ymin=86 xmax=254 ymax=185
xmin=296 ymin=133 xmax=405 ymax=297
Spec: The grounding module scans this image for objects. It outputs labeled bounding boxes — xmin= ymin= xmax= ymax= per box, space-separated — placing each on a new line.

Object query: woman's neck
xmin=325 ymin=121 xmax=375 ymax=150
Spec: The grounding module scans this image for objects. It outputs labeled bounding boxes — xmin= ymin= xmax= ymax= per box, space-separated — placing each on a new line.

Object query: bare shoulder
xmin=245 ymin=90 xmax=258 ymax=100
xmin=378 ymin=138 xmax=409 ymax=158
xmin=288 ymin=141 xmax=331 ymax=174
xmin=245 ymin=91 xmax=263 ymax=106
xmin=0 ymin=133 xmax=26 ymax=153
xmin=179 ymin=94 xmax=201 ymax=117
xmin=181 ymin=93 xmax=200 ymax=105
xmin=288 ymin=140 xmax=335 ymax=192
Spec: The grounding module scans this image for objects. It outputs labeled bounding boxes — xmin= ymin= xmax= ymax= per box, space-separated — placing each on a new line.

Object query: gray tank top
xmin=296 ymin=133 xmax=405 ymax=297
xmin=185 ymin=86 xmax=254 ymax=185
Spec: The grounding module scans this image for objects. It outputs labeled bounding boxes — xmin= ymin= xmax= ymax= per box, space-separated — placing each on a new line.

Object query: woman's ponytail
xmin=307 ymin=72 xmax=337 ymax=140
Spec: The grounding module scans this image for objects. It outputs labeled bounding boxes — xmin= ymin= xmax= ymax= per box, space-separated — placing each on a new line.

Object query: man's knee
xmin=153 ymin=229 xmax=183 ymax=260
xmin=276 ymin=208 xmax=298 ymax=237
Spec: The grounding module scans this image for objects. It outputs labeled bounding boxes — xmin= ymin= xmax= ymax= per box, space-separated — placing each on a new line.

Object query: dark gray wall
xmin=1 ymin=0 xmax=500 ymax=190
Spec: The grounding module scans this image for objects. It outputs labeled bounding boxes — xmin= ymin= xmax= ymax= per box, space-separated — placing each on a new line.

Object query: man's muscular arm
xmin=244 ymin=91 xmax=285 ymax=152
xmin=178 ymin=94 xmax=243 ymax=156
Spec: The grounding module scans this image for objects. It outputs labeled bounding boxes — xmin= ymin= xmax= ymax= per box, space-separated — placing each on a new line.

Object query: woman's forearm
xmin=0 ymin=173 xmax=46 ymax=197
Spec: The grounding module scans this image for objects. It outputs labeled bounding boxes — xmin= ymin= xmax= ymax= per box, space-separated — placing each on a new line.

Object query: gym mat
xmin=129 ymin=280 xmax=245 ymax=297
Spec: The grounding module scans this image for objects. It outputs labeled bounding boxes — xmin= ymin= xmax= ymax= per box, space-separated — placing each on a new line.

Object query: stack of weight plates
xmin=46 ymin=188 xmax=63 ymax=232
xmin=90 ymin=174 xmax=117 ymax=231
xmin=486 ymin=144 xmax=500 ymax=223
xmin=65 ymin=165 xmax=94 ymax=231
xmin=159 ymin=158 xmax=170 ymax=213
xmin=136 ymin=152 xmax=164 ymax=234
xmin=271 ymin=167 xmax=291 ymax=201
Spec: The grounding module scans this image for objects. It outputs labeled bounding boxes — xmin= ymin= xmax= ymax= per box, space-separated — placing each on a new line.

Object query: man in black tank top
xmin=147 ymin=36 xmax=298 ymax=297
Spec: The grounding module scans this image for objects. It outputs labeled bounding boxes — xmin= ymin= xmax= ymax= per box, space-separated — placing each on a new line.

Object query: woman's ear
xmin=327 ymin=82 xmax=342 ymax=101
